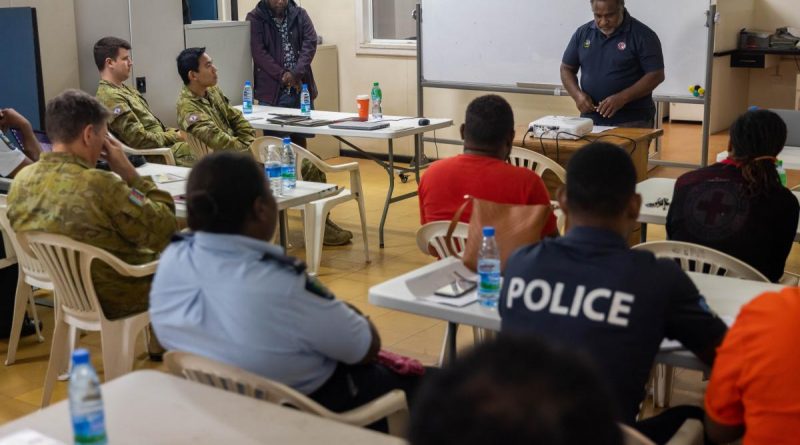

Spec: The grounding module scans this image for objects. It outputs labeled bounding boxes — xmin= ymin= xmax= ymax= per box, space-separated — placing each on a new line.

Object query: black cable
xmin=433 ymin=129 xmax=440 ymax=160
xmin=592 ymin=134 xmax=640 ymax=156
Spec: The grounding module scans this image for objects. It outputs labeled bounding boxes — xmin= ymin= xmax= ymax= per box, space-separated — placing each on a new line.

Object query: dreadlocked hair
xmin=729 ymin=109 xmax=787 ymax=197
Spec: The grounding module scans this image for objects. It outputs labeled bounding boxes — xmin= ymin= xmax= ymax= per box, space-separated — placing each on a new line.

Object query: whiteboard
xmin=421 ymin=0 xmax=711 ymax=99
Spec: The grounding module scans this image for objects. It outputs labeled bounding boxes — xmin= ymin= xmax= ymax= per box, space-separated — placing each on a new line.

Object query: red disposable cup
xmin=356 ymin=95 xmax=370 ymax=121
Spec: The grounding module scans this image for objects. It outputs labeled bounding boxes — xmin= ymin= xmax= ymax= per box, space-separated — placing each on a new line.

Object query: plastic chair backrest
xmin=0 ymin=206 xmax=51 ymax=288
xmin=250 ymin=136 xmax=322 ymax=181
xmin=416 ymin=221 xmax=469 ymax=258
xmin=633 ymin=240 xmax=769 ymax=281
xmin=165 ymin=350 xmax=330 ymax=411
xmin=164 ymin=350 xmax=408 ymax=436
xmin=185 ymin=133 xmax=212 ymax=161
xmin=20 ymin=232 xmax=134 ymax=319
xmin=620 ymin=423 xmax=657 ymax=445
xmin=508 ymin=147 xmax=567 ymax=183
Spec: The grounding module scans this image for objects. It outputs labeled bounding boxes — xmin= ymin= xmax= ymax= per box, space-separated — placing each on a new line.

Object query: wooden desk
xmin=514 ymin=127 xmax=663 ymax=245
xmin=513 ymin=126 xmax=662 ymax=188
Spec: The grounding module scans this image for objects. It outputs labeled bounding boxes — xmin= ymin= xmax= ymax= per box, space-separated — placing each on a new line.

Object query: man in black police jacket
xmin=499 ymin=142 xmax=727 ymax=444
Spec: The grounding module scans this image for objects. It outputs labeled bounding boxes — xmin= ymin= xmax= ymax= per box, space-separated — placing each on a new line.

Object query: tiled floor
xmin=1 ymin=122 xmax=797 ymax=425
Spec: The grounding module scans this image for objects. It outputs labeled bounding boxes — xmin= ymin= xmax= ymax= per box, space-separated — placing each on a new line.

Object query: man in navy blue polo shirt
xmin=560 ymin=0 xmax=665 ymax=127
xmin=499 ymin=142 xmax=727 ymax=443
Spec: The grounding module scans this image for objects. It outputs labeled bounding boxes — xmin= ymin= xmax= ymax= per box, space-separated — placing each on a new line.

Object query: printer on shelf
xmin=529 ymin=116 xmax=594 ymax=140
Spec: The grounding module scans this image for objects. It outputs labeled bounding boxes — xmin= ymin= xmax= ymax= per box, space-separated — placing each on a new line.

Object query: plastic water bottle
xmin=777 ymin=160 xmax=787 ymax=187
xmin=300 ymin=84 xmax=311 ymax=116
xmin=242 ymin=80 xmax=253 ymax=114
xmin=69 ymin=349 xmax=108 ymax=445
xmin=281 ymin=137 xmax=296 ymax=190
xmin=370 ymin=82 xmax=383 ymax=120
xmin=477 ymin=226 xmax=501 ymax=308
xmin=265 ymin=144 xmax=283 ymax=196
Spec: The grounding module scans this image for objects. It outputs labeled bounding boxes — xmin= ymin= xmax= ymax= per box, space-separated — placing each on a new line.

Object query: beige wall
xmin=0 ymin=1 xmax=80 ymax=101
xmin=747 ymin=0 xmax=800 ymax=109
xmin=304 ymin=0 xmax=577 ymax=157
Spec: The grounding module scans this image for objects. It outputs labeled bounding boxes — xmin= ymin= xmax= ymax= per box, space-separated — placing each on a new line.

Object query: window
xmin=356 ymin=0 xmax=417 ymax=56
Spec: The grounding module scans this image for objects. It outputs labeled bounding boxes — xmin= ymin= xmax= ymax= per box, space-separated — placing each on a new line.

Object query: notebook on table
xmin=328 ymin=121 xmax=390 ymax=131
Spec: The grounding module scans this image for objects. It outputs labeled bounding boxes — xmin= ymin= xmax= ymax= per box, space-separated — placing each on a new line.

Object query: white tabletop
xmin=240 ymin=105 xmax=452 ymax=139
xmin=0 ymin=371 xmax=404 ymax=445
xmin=716 ymin=146 xmax=800 ymax=170
xmin=368 ymin=257 xmax=786 ymax=333
xmin=136 ymin=163 xmax=339 ymax=218
xmin=636 ymin=177 xmax=800 ymax=240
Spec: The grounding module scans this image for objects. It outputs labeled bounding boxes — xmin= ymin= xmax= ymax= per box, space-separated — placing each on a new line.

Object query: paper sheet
xmin=592 ymin=125 xmax=617 ymax=133
xmin=0 ymin=430 xmax=66 ymax=445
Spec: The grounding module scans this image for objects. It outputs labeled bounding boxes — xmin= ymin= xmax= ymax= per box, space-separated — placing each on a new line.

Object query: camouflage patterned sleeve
xmin=226 ymin=103 xmax=256 ymax=149
xmin=181 ymin=106 xmax=251 ymax=153
xmin=107 ymin=103 xmax=181 ymax=149
xmin=90 ymin=172 xmax=177 ymax=253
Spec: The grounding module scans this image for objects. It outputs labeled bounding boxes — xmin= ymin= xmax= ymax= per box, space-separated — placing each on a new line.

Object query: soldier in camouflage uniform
xmin=7 ymin=90 xmax=176 ymax=322
xmin=175 ymin=48 xmax=255 ymax=155
xmin=93 ymin=37 xmax=194 ymax=167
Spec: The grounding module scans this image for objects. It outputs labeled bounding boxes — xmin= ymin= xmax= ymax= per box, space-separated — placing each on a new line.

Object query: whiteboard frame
xmin=414 ymin=4 xmax=717 ymax=169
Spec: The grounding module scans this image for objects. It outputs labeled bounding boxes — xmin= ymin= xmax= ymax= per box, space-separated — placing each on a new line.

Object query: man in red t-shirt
xmin=418 ymin=95 xmax=557 ymax=237
xmin=704 ymin=287 xmax=800 ymax=445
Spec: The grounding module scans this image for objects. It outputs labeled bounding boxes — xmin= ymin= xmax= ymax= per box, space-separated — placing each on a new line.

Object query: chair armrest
xmin=124 ymin=146 xmax=176 ymax=166
xmin=305 ymin=157 xmax=360 ymax=174
xmin=665 ymin=419 xmax=704 ymax=445
xmin=331 ymin=389 xmax=408 ymax=428
xmin=97 ymin=255 xmax=159 ymax=279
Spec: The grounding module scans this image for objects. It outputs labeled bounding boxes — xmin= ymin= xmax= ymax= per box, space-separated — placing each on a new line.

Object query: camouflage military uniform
xmin=7 ymin=153 xmax=177 ymax=320
xmin=96 ymin=80 xmax=194 ymax=167
xmin=176 ymin=85 xmax=255 ymax=154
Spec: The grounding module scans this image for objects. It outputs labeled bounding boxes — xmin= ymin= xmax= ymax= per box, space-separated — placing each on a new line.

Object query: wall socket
xmin=136 ymin=77 xmax=147 ymax=94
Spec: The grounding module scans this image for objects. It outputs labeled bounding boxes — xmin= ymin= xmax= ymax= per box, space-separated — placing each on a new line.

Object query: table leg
xmin=379 ymin=140 xmax=395 ymax=248
xmin=279 ymin=209 xmax=288 ymax=251
xmin=413 ymin=134 xmax=422 ymax=184
xmin=446 ymin=322 xmax=458 ymax=363
xmin=640 ymin=223 xmax=648 ymax=244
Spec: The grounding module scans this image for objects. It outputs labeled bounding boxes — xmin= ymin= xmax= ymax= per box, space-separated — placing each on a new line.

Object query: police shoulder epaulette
xmin=170 ymin=232 xmax=193 ymax=243
xmin=260 ymin=251 xmax=306 ymax=275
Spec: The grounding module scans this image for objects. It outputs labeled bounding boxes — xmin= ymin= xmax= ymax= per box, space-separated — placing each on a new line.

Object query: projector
xmin=529 ymin=116 xmax=594 ymax=140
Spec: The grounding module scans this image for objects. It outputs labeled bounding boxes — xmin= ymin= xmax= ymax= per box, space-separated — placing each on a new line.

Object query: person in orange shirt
xmin=704 ymin=287 xmax=800 ymax=444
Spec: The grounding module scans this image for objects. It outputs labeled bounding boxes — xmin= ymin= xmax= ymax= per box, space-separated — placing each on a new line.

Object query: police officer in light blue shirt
xmin=149 ymin=152 xmax=423 ymax=427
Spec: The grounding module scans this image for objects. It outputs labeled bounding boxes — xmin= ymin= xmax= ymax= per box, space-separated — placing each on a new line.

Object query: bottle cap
xmin=283 ymin=137 xmax=291 ymax=144
xmin=778 ymin=160 xmax=784 ymax=166
xmin=302 ymin=83 xmax=308 ymax=89
xmin=245 ymin=80 xmax=251 ymax=86
xmin=72 ymin=348 xmax=90 ymax=365
xmin=482 ymin=226 xmax=495 ymax=237
xmin=373 ymin=82 xmax=379 ymax=86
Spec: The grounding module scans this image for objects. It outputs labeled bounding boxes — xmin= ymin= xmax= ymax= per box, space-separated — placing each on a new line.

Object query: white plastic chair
xmin=251 ymin=136 xmax=369 ymax=276
xmin=634 ymin=240 xmax=769 ymax=281
xmin=633 ymin=240 xmax=768 ymax=408
xmin=0 ymin=204 xmax=45 ymax=365
xmin=165 ymin=350 xmax=409 ymax=438
xmin=123 ymin=146 xmax=176 ymax=165
xmin=621 ymin=419 xmax=704 ymax=445
xmin=509 ymin=147 xmax=567 ymax=233
xmin=21 ymin=232 xmax=154 ymax=407
xmin=508 ymin=146 xmax=567 ymax=183
xmin=184 ymin=132 xmax=213 ymax=161
xmin=415 ymin=221 xmax=469 ymax=259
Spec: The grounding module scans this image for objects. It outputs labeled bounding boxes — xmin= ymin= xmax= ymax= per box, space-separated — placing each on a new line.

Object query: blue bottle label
xmin=73 ymin=412 xmax=107 ymax=444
